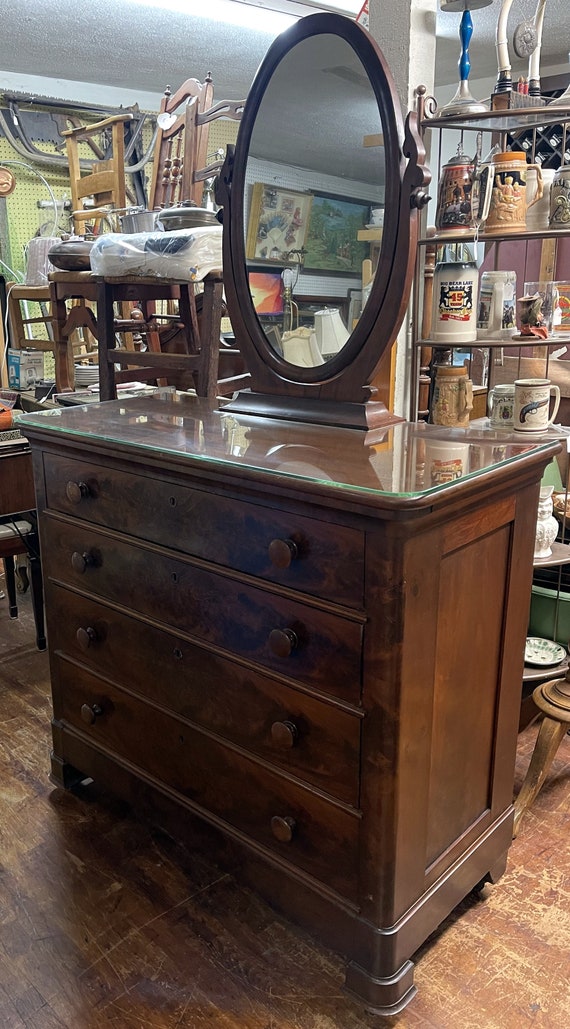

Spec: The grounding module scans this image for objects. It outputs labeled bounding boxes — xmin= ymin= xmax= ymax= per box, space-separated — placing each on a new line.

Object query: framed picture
xmin=303 ymin=192 xmax=370 ymax=274
xmin=246 ymin=183 xmax=312 ymax=263
xmin=248 ymin=270 xmax=284 ymax=316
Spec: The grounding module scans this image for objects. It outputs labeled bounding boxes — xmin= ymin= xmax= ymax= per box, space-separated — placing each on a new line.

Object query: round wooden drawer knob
xmin=80 ymin=702 xmax=102 ymax=725
xmin=268 ymin=628 xmax=298 ymax=658
xmin=71 ymin=551 xmax=95 ymax=574
xmin=76 ymin=626 xmax=98 ymax=650
xmin=270 ymin=719 xmax=299 ymax=748
xmin=270 ymin=815 xmax=296 ymax=843
xmin=66 ymin=480 xmax=91 ymax=504
xmin=268 ymin=538 xmax=298 ymax=569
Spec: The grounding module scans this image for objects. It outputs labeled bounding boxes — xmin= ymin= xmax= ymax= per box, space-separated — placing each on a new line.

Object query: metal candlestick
xmin=437 ymin=0 xmax=494 ymax=118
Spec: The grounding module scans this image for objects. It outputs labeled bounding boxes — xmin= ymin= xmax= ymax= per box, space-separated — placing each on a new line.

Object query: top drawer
xmin=43 ymin=454 xmax=364 ymax=607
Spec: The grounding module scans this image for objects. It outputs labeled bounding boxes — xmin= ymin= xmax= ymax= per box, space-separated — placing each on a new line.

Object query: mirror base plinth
xmin=221 ymin=390 xmax=404 ymax=437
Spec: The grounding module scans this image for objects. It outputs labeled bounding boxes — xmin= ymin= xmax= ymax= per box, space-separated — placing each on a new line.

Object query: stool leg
xmin=98 ymin=280 xmax=118 ymax=401
xmin=28 ymin=548 xmax=46 ymax=651
xmin=49 ymin=282 xmax=75 ymax=392
xmin=196 ymin=276 xmax=224 ymax=397
xmin=3 ymin=556 xmax=18 ymax=618
xmin=513 ymin=717 xmax=568 ymax=836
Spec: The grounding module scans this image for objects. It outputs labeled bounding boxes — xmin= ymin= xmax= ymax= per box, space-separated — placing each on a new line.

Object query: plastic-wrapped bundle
xmin=90 ymin=226 xmax=223 ymax=281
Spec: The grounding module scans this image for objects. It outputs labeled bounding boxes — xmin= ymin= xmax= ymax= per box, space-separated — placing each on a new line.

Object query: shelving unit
xmin=411 ymin=90 xmax=570 ymax=423
xmin=412 ymin=91 xmax=570 ymax=739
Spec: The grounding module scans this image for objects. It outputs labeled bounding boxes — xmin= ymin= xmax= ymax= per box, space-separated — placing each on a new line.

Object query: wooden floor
xmin=1 ymin=585 xmax=569 ymax=1029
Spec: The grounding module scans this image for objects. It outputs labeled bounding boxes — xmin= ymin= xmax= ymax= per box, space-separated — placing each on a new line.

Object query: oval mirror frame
xmin=218 ymin=12 xmax=429 ymax=429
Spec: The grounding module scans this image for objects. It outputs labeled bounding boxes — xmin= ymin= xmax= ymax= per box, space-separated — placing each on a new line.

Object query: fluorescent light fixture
xmin=125 ymin=0 xmax=299 ymax=33
xmin=124 ymin=0 xmax=362 ymax=33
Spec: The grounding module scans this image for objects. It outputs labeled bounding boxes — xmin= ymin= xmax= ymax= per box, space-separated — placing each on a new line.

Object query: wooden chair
xmin=62 ymin=112 xmax=133 ymax=234
xmin=6 ymin=282 xmax=76 ymax=392
xmin=0 ymin=517 xmax=46 ymax=651
xmin=149 ymin=75 xmax=244 ymax=210
xmin=93 ymin=76 xmax=248 ymax=400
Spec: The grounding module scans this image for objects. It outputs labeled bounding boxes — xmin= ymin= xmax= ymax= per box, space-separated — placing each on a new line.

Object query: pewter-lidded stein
xmin=549 ymin=165 xmax=570 ymax=228
xmin=435 ymin=145 xmax=477 ymax=233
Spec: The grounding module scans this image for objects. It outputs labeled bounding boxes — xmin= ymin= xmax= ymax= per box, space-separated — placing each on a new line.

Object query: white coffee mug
xmin=513 ymin=378 xmax=560 ymax=432
xmin=424 ymin=439 xmax=470 ymax=485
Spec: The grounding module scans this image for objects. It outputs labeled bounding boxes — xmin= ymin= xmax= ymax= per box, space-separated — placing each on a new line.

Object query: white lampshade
xmin=281 ymin=327 xmax=324 ymax=367
xmin=313 ymin=308 xmax=350 ymax=358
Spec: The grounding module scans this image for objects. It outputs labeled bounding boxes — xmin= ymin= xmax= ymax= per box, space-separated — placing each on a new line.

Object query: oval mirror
xmin=219 ymin=13 xmax=428 ymax=429
xmin=245 ymin=32 xmax=385 ymax=368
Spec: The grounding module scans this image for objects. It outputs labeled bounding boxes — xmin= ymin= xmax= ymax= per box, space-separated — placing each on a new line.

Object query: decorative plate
xmin=524 ymin=637 xmax=566 ymax=667
xmin=0 ymin=167 xmax=16 ymax=197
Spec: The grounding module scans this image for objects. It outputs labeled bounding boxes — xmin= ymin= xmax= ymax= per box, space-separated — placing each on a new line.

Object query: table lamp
xmin=437 ymin=0 xmax=494 ymax=118
xmin=313 ymin=308 xmax=350 ymax=359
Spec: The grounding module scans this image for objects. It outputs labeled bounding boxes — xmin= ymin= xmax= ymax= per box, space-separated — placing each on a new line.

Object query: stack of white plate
xmin=74 ymin=364 xmax=99 ymax=387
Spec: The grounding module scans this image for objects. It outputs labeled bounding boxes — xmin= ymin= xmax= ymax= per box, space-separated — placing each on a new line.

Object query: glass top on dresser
xmin=17 ymin=391 xmax=562 ymax=503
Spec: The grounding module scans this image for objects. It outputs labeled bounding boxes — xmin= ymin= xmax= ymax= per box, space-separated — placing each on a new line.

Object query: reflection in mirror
xmin=244 ymin=32 xmax=385 ymax=368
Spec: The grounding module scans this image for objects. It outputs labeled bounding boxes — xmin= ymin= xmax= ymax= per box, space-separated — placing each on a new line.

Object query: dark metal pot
xmin=48 ymin=238 xmax=95 ymax=271
xmin=156 ymin=202 xmax=219 ymax=231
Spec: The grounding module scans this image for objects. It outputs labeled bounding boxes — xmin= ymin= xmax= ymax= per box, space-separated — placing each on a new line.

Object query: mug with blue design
xmin=513 ymin=378 xmax=560 ymax=433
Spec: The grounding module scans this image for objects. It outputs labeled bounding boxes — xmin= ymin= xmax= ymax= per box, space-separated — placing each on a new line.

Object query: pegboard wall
xmin=245 ymin=156 xmax=384 ymax=298
xmin=0 ymin=102 xmax=241 ymax=283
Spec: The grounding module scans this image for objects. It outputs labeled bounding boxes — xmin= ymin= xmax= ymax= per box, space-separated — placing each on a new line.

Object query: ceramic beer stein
xmin=431 ymin=365 xmax=474 ymax=428
xmin=435 ymin=145 xmax=477 ymax=233
xmin=526 ymin=167 xmax=555 ymax=231
xmin=435 ymin=145 xmax=494 ymax=234
xmin=487 ymin=383 xmax=515 ymax=427
xmin=477 ymin=270 xmax=516 ymax=340
xmin=484 ymin=151 xmax=543 ymax=234
xmin=431 ymin=244 xmax=479 ymax=344
xmin=549 ymin=165 xmax=570 ymax=228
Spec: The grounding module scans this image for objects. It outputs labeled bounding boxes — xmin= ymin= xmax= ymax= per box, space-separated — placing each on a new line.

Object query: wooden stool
xmin=96 ymin=272 xmax=225 ymax=401
xmin=0 ymin=518 xmax=46 ymax=651
xmin=513 ymin=672 xmax=570 ymax=835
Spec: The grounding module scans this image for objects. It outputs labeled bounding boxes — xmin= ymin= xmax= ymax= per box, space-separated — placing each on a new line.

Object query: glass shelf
xmin=418 ymin=227 xmax=570 ymax=246
xmin=415 ymin=334 xmax=570 ymax=349
xmin=422 ymin=102 xmax=570 ymax=134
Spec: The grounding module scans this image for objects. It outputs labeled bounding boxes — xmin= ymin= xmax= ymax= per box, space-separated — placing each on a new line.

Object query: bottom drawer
xmin=54 ymin=656 xmax=360 ymax=901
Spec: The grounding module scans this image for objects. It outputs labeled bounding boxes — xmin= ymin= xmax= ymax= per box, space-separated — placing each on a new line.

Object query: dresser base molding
xmin=52 ymin=725 xmax=513 ymax=1015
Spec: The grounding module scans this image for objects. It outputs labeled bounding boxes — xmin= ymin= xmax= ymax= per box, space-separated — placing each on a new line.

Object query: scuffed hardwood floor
xmin=1 ymin=585 xmax=569 ymax=1029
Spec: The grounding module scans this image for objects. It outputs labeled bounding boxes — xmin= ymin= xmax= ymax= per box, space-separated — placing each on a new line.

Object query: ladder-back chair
xmin=62 ymin=112 xmax=133 ymax=234
xmin=149 ymin=75 xmax=245 ymax=210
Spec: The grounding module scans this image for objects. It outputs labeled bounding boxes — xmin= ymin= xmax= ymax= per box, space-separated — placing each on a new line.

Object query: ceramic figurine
xmin=517 ymin=292 xmax=548 ymax=338
xmin=534 ymin=485 xmax=558 ymax=559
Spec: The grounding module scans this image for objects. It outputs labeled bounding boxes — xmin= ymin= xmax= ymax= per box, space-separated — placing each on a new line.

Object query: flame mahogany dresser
xmin=20 ymin=392 xmax=559 ymax=1014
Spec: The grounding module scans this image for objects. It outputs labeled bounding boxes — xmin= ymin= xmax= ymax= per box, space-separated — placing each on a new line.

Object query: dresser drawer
xmin=48 ymin=586 xmax=361 ymax=805
xmin=54 ymin=657 xmax=359 ymax=900
xmin=42 ymin=517 xmax=363 ymax=702
xmin=42 ymin=454 xmax=364 ymax=606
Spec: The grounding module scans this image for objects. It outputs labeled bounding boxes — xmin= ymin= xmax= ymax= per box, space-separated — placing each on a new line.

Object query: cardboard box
xmin=7 ymin=349 xmax=45 ymax=389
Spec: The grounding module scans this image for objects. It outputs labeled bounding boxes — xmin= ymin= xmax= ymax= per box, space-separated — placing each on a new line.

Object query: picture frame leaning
xmin=245 ymin=183 xmax=312 ymax=263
